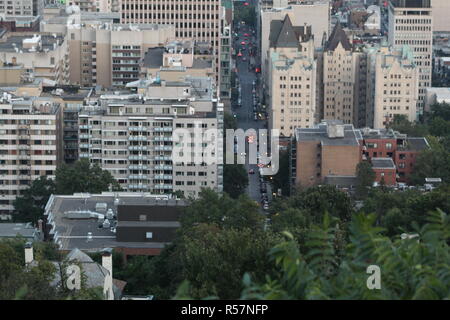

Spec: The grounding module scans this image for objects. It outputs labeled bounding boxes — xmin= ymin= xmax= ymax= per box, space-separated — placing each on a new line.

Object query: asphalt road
xmin=232 ymin=22 xmax=271 ymax=209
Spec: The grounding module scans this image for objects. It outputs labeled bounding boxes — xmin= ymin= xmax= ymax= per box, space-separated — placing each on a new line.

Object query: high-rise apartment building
xmin=322 ymin=22 xmax=361 ymax=125
xmin=388 ymin=0 xmax=432 ymax=114
xmin=77 ymin=77 xmax=223 ymax=198
xmin=66 ymin=22 xmax=175 ymax=87
xmin=267 ymin=16 xmax=317 ymax=137
xmin=0 ymin=0 xmax=44 ymax=17
xmin=260 ymin=0 xmax=330 ymax=81
xmin=366 ymin=45 xmax=419 ymax=129
xmin=0 ymin=96 xmax=63 ymax=220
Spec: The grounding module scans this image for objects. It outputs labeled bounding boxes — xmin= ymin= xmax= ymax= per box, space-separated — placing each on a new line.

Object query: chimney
xmin=37 ymin=219 xmax=43 ymax=233
xmin=24 ymin=242 xmax=33 ymax=265
xmin=101 ymin=248 xmax=114 ymax=300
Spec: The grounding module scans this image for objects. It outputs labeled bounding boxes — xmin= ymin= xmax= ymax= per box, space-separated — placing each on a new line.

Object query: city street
xmin=233 ymin=19 xmax=271 ymax=209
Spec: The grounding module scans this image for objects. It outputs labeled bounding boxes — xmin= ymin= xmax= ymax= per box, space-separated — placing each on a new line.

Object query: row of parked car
xmin=260 ymin=176 xmax=269 ymax=211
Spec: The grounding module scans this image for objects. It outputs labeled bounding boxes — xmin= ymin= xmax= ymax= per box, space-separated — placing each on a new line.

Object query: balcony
xmin=128 ymin=175 xmax=148 ymax=180
xmin=79 ymin=125 xmax=92 ymax=129
xmin=128 ymin=184 xmax=149 ymax=190
xmin=154 ymin=184 xmax=173 ymax=190
xmin=129 ymin=126 xmax=148 ymax=132
xmin=155 ymin=155 xmax=171 ymax=161
xmin=154 ymin=146 xmax=173 ymax=151
xmin=79 ymin=144 xmax=92 ymax=148
xmin=18 ymin=135 xmax=30 ymax=140
xmin=79 ymin=134 xmax=92 ymax=139
xmin=17 ymin=124 xmax=30 ymax=129
xmin=79 ymin=153 xmax=90 ymax=158
xmin=128 ymin=165 xmax=148 ymax=170
xmin=128 ymin=155 xmax=148 ymax=161
xmin=154 ymin=165 xmax=173 ymax=170
xmin=154 ymin=127 xmax=173 ymax=132
xmin=154 ymin=136 xmax=173 ymax=142
xmin=18 ymin=145 xmax=30 ymax=150
xmin=128 ymin=146 xmax=147 ymax=151
xmin=154 ymin=174 xmax=173 ymax=180
xmin=128 ymin=136 xmax=148 ymax=141
xmin=17 ymin=155 xmax=31 ymax=160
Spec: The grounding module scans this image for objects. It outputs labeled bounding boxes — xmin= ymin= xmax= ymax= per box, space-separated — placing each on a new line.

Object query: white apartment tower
xmin=78 ymin=77 xmax=223 ymax=198
xmin=388 ymin=0 xmax=432 ymax=114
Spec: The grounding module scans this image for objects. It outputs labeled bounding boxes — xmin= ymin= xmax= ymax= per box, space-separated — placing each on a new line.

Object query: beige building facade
xmin=0 ymin=97 xmax=63 ymax=220
xmin=322 ymin=23 xmax=361 ymax=125
xmin=388 ymin=0 xmax=432 ymax=114
xmin=0 ymin=33 xmax=70 ymax=85
xmin=369 ymin=45 xmax=419 ymax=129
xmin=267 ymin=16 xmax=317 ymax=137
xmin=66 ymin=23 xmax=175 ymax=87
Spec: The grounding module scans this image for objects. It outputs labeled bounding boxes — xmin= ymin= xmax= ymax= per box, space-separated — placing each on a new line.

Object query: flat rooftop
xmin=0 ymin=34 xmax=65 ymax=53
xmin=45 ymin=193 xmax=187 ymax=252
xmin=371 ymin=157 xmax=396 ymax=169
xmin=295 ymin=122 xmax=362 ymax=147
xmin=399 ymin=137 xmax=429 ymax=151
xmin=0 ymin=222 xmax=37 ymax=239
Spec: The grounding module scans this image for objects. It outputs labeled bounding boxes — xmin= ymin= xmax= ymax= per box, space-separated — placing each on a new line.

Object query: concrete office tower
xmin=431 ymin=0 xmax=450 ymax=32
xmin=78 ymin=77 xmax=223 ymax=198
xmin=118 ymin=0 xmax=230 ymax=98
xmin=267 ymin=16 xmax=317 ymax=137
xmin=0 ymin=0 xmax=44 ymax=17
xmin=388 ymin=0 xmax=432 ymax=114
xmin=66 ymin=23 xmax=175 ymax=87
xmin=260 ymin=0 xmax=330 ymax=80
xmin=366 ymin=45 xmax=419 ymax=129
xmin=322 ymin=22 xmax=361 ymax=125
xmin=0 ymin=97 xmax=63 ymax=220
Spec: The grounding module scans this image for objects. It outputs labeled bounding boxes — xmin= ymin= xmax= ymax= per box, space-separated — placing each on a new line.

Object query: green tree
xmin=271 ymin=150 xmax=290 ymax=197
xmin=181 ymin=188 xmax=263 ymax=231
xmin=223 ymin=164 xmax=249 ymax=199
xmin=13 ymin=176 xmax=55 ymax=223
xmin=355 ymin=162 xmax=375 ymax=199
xmin=55 ymin=158 xmax=121 ymax=195
xmin=238 ymin=210 xmax=450 ymax=300
xmin=176 ymin=224 xmax=279 ymax=299
xmin=410 ymin=136 xmax=450 ymax=185
xmin=272 ymin=185 xmax=354 ymax=224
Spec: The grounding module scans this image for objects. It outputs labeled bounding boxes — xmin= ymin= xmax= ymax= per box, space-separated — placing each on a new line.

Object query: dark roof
xmin=391 ymin=0 xmax=430 ymax=8
xmin=401 ymin=137 xmax=429 ymax=151
xmin=371 ymin=158 xmax=396 ymax=169
xmin=326 ymin=21 xmax=352 ymax=51
xmin=324 ymin=175 xmax=358 ymax=187
xmin=269 ymin=15 xmax=311 ymax=48
xmin=0 ymin=223 xmax=37 ymax=239
xmin=143 ymin=47 xmax=164 ymax=68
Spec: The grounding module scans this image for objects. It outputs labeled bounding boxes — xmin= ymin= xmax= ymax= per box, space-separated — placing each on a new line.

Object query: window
xmin=146 ymin=232 xmax=153 ymax=239
xmin=139 ymin=215 xmax=146 ymax=221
